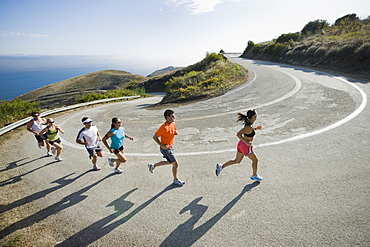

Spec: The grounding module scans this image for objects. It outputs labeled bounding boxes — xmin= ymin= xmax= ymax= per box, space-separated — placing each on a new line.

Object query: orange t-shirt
xmin=155 ymin=122 xmax=177 ymax=148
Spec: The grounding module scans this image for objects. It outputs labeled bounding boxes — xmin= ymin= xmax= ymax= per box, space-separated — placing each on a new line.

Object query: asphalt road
xmin=1 ymin=55 xmax=369 ymax=246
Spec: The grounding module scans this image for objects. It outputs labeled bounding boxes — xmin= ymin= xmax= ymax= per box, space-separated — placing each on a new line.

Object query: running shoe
xmin=93 ymin=166 xmax=101 ymax=171
xmin=51 ymin=147 xmax=56 ymax=155
xmin=148 ymin=163 xmax=155 ymax=173
xmin=250 ymin=174 xmax=263 ymax=181
xmin=55 ymin=156 xmax=63 ymax=162
xmin=47 ymin=152 xmax=53 ymax=157
xmin=173 ymin=179 xmax=185 ymax=186
xmin=108 ymin=158 xmax=114 ymax=167
xmin=216 ymin=164 xmax=223 ymax=176
xmin=114 ymin=168 xmax=122 ymax=174
xmin=38 ymin=144 xmax=42 ymax=149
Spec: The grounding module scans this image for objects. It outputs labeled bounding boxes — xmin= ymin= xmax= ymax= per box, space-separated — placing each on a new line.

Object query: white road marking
xmin=61 ymin=68 xmax=367 ymax=156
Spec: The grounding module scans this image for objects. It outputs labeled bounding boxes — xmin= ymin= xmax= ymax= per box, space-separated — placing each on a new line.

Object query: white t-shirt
xmin=76 ymin=125 xmax=100 ymax=148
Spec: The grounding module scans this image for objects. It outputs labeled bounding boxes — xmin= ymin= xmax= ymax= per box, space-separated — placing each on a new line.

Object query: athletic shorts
xmin=35 ymin=133 xmax=47 ymax=143
xmin=86 ymin=144 xmax=103 ymax=158
xmin=113 ymin=145 xmax=124 ymax=154
xmin=160 ymin=146 xmax=176 ymax=163
xmin=237 ymin=141 xmax=254 ymax=156
xmin=49 ymin=138 xmax=61 ymax=145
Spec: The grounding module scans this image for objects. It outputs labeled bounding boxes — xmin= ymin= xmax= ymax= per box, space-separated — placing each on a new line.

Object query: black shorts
xmin=49 ymin=138 xmax=61 ymax=145
xmin=35 ymin=133 xmax=47 ymax=143
xmin=113 ymin=145 xmax=124 ymax=154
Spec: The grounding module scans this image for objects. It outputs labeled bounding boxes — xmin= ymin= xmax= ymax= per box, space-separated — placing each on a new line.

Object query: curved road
xmin=1 ymin=55 xmax=369 ymax=246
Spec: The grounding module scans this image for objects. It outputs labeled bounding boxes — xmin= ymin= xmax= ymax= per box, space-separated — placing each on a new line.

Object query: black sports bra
xmin=244 ymin=129 xmax=255 ymax=138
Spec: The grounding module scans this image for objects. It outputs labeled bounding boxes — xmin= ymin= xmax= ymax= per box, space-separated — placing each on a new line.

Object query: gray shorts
xmin=86 ymin=145 xmax=103 ymax=158
xmin=160 ymin=147 xmax=176 ymax=163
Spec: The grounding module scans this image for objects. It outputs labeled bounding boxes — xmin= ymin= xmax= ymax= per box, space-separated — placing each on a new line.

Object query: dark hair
xmin=111 ymin=117 xmax=120 ymax=129
xmin=81 ymin=117 xmax=89 ymax=123
xmin=237 ymin=109 xmax=257 ymax=126
xmin=164 ymin=109 xmax=174 ymax=119
xmin=31 ymin=111 xmax=39 ymax=117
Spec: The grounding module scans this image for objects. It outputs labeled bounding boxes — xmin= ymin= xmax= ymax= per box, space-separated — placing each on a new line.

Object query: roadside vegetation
xmin=0 ymin=98 xmax=40 ymax=127
xmin=77 ymin=87 xmax=147 ymax=103
xmin=1 ymin=53 xmax=247 ymax=127
xmin=241 ymin=13 xmax=370 ymax=78
xmin=130 ymin=52 xmax=248 ymax=104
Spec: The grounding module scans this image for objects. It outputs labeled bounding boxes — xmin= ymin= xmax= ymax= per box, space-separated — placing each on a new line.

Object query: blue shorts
xmin=160 ymin=147 xmax=176 ymax=163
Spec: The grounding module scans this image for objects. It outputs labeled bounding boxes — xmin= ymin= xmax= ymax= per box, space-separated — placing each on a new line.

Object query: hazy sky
xmin=1 ymin=0 xmax=369 ymax=66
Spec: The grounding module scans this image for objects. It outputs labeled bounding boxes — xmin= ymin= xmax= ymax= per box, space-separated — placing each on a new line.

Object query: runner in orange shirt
xmin=148 ymin=109 xmax=185 ymax=186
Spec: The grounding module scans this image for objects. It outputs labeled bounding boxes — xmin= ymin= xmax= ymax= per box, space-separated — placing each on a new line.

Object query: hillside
xmin=19 ymin=70 xmax=147 ymax=108
xmin=241 ymin=13 xmax=370 ymax=81
xmin=129 ymin=53 xmax=248 ymax=104
xmin=146 ymin=66 xmax=183 ymax=77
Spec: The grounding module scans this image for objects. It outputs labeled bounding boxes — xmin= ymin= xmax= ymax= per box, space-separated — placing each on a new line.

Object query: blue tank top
xmin=110 ymin=127 xmax=125 ymax=149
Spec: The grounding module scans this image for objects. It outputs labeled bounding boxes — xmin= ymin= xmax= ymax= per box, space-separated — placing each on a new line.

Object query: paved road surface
xmin=1 ymin=55 xmax=369 ymax=246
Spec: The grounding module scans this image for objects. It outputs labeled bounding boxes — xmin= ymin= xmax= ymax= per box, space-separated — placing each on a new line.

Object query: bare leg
xmin=53 ymin=143 xmax=63 ymax=157
xmin=113 ymin=151 xmax=127 ymax=169
xmin=247 ymin=153 xmax=259 ymax=176
xmin=222 ymin=152 xmax=245 ymax=169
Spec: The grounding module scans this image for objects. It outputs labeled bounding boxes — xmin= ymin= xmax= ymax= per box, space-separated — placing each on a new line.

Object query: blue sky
xmin=1 ymin=0 xmax=369 ymax=67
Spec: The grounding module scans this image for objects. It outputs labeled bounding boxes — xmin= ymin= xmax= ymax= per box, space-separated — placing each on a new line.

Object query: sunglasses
xmin=48 ymin=121 xmax=54 ymax=124
xmin=116 ymin=121 xmax=122 ymax=123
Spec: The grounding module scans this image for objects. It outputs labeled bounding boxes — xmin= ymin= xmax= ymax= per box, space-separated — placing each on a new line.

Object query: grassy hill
xmin=129 ymin=53 xmax=248 ymax=104
xmin=15 ymin=53 xmax=247 ymax=109
xmin=19 ymin=70 xmax=147 ymax=108
xmin=146 ymin=66 xmax=183 ymax=77
xmin=241 ymin=13 xmax=370 ymax=81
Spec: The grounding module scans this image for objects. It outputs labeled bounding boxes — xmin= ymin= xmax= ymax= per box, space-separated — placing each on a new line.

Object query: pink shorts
xmin=237 ymin=141 xmax=254 ymax=156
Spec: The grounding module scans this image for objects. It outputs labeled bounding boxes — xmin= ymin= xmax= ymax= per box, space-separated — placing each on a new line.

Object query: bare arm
xmin=38 ymin=128 xmax=47 ymax=138
xmin=56 ymin=125 xmax=65 ymax=134
xmin=26 ymin=120 xmax=35 ymax=134
xmin=102 ymin=131 xmax=114 ymax=152
xmin=153 ymin=134 xmax=167 ymax=149
xmin=236 ymin=126 xmax=253 ymax=146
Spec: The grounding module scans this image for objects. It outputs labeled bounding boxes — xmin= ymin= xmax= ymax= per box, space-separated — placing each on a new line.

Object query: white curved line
xmin=61 ymin=70 xmax=366 ymax=156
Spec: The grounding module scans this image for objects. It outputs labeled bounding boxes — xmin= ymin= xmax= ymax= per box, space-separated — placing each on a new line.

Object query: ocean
xmin=0 ymin=55 xmax=161 ymax=101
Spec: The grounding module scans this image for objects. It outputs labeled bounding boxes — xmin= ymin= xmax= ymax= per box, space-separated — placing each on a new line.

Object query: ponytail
xmin=110 ymin=117 xmax=119 ymax=130
xmin=237 ymin=109 xmax=257 ymax=126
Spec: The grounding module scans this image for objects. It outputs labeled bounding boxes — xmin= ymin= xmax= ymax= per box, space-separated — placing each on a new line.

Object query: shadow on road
xmin=160 ymin=181 xmax=260 ymax=247
xmin=0 ymin=159 xmax=61 ymax=187
xmin=0 ymin=173 xmax=114 ymax=239
xmin=55 ymin=184 xmax=181 ymax=247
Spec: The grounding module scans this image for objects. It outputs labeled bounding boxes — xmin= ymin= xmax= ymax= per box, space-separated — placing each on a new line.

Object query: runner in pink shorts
xmin=215 ymin=109 xmax=263 ymax=181
xmin=237 ymin=141 xmax=255 ymax=156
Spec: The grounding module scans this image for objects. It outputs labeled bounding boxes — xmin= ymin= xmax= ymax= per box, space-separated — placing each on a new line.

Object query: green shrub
xmin=0 ymin=98 xmax=40 ymax=127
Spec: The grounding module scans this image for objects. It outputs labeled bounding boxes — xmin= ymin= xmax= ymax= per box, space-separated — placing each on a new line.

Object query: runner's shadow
xmin=0 ymin=173 xmax=114 ymax=239
xmin=0 ymin=160 xmax=57 ymax=187
xmin=0 ymin=170 xmax=92 ymax=214
xmin=160 ymin=181 xmax=260 ymax=247
xmin=0 ymin=156 xmax=50 ymax=173
xmin=56 ymin=184 xmax=181 ymax=247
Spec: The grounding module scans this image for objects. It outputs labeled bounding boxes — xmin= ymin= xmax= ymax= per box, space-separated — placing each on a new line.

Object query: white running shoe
xmin=250 ymin=174 xmax=263 ymax=181
xmin=55 ymin=156 xmax=63 ymax=162
xmin=108 ymin=158 xmax=114 ymax=167
xmin=148 ymin=164 xmax=155 ymax=173
xmin=114 ymin=168 xmax=122 ymax=174
xmin=51 ymin=147 xmax=56 ymax=155
xmin=47 ymin=152 xmax=53 ymax=157
xmin=173 ymin=179 xmax=185 ymax=186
